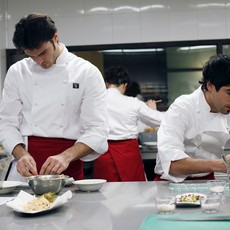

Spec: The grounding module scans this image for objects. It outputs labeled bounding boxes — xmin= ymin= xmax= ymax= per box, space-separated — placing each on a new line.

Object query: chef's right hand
xmin=12 ymin=143 xmax=38 ymax=177
xmin=16 ymin=154 xmax=38 ymax=177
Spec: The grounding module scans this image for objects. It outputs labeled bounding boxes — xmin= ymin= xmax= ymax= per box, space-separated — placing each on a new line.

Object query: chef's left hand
xmin=39 ymin=154 xmax=70 ymax=175
xmin=146 ymin=99 xmax=157 ymax=110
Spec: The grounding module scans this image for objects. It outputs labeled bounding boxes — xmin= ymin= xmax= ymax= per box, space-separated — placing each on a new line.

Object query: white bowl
xmin=0 ymin=181 xmax=21 ymax=194
xmin=73 ymin=179 xmax=107 ymax=192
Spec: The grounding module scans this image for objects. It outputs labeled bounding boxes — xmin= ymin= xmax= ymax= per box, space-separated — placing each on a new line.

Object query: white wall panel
xmin=113 ymin=13 xmax=141 ymax=43
xmin=56 ymin=16 xmax=86 ymax=46
xmin=197 ymin=9 xmax=227 ymax=39
xmin=85 ymin=14 xmax=113 ymax=45
xmin=226 ymin=0 xmax=230 ymax=38
xmin=2 ymin=0 xmax=230 ymax=47
xmin=197 ymin=0 xmax=226 ymax=9
xmin=84 ymin=0 xmax=111 ymax=15
xmin=140 ymin=11 xmax=170 ymax=42
xmin=0 ymin=0 xmax=6 ymax=92
xmin=111 ymin=0 xmax=140 ymax=14
xmin=7 ymin=0 xmax=30 ymax=20
xmin=140 ymin=0 xmax=169 ymax=12
xmin=169 ymin=10 xmax=198 ymax=41
xmin=169 ymin=0 xmax=197 ymax=10
xmin=56 ymin=0 xmax=84 ymax=17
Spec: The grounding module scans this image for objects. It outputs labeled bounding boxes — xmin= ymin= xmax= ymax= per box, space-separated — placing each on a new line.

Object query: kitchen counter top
xmin=1 ymin=181 xmax=230 ymax=230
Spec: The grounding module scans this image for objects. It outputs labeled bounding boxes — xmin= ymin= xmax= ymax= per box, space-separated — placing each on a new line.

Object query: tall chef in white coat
xmin=0 ymin=13 xmax=108 ymax=181
xmin=155 ymin=54 xmax=230 ymax=182
xmin=93 ymin=66 xmax=164 ymax=181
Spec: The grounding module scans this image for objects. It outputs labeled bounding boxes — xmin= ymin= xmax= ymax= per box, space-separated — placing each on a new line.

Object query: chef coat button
xmin=61 ymin=103 xmax=64 ymax=106
xmin=59 ymin=124 xmax=63 ymax=128
xmin=34 ymin=124 xmax=37 ymax=127
xmin=34 ymin=82 xmax=37 ymax=86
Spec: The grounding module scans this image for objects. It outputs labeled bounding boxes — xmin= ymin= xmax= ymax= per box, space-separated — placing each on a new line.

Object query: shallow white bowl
xmin=73 ymin=179 xmax=107 ymax=192
xmin=0 ymin=181 xmax=21 ymax=194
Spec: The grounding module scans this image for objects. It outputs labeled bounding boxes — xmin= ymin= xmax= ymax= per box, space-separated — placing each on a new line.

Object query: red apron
xmin=94 ymin=139 xmax=146 ymax=182
xmin=28 ymin=136 xmax=84 ymax=180
xmin=154 ymin=172 xmax=215 ymax=181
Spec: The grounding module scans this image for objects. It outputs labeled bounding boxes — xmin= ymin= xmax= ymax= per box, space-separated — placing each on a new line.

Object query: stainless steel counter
xmin=1 ymin=181 xmax=230 ymax=230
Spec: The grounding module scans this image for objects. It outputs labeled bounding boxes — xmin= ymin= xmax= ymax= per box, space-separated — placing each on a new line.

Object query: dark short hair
xmin=13 ymin=13 xmax=57 ymax=50
xmin=200 ymin=54 xmax=230 ymax=91
xmin=104 ymin=66 xmax=130 ymax=86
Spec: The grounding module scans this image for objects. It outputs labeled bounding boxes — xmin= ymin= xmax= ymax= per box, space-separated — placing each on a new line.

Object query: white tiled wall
xmin=0 ymin=0 xmax=230 ymax=93
xmin=3 ymin=0 xmax=230 ymax=48
xmin=0 ymin=0 xmax=6 ymax=91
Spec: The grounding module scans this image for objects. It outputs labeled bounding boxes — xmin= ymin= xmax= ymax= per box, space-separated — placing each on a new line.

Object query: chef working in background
xmin=93 ymin=66 xmax=165 ymax=181
xmin=0 ymin=12 xmax=108 ymax=181
xmin=155 ymin=54 xmax=230 ymax=182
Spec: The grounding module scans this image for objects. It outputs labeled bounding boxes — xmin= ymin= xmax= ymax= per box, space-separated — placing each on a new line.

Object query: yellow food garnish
xmin=43 ymin=192 xmax=57 ymax=203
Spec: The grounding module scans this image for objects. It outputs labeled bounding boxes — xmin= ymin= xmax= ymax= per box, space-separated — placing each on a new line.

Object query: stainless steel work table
xmin=1 ymin=181 xmax=230 ymax=230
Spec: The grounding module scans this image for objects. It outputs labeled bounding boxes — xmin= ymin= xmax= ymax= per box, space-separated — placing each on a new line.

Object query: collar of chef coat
xmin=55 ymin=43 xmax=69 ymax=65
xmin=107 ymin=87 xmax=122 ymax=95
xmin=194 ymin=86 xmax=230 ymax=145
xmin=194 ymin=86 xmax=210 ymax=113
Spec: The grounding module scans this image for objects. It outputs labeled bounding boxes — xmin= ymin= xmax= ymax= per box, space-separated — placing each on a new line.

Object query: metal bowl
xmin=26 ymin=175 xmax=68 ymax=195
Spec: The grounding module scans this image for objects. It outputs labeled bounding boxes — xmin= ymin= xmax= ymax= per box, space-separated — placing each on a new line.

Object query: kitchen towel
xmin=139 ymin=214 xmax=230 ymax=230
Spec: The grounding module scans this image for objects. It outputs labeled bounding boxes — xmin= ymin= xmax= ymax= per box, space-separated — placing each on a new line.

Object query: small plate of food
xmin=6 ymin=190 xmax=72 ymax=214
xmin=175 ymin=193 xmax=206 ymax=207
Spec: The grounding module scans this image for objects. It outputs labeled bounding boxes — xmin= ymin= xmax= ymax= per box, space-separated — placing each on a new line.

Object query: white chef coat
xmin=106 ymin=88 xmax=164 ymax=140
xmin=0 ymin=44 xmax=108 ymax=161
xmin=155 ymin=86 xmax=230 ymax=182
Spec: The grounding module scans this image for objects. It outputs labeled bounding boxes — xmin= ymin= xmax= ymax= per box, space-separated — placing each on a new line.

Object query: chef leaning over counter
xmin=155 ymin=54 xmax=230 ymax=183
xmin=0 ymin=12 xmax=108 ymax=181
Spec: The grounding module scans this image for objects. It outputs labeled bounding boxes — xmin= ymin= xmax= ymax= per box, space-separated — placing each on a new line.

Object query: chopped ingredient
xmin=178 ymin=193 xmax=203 ymax=203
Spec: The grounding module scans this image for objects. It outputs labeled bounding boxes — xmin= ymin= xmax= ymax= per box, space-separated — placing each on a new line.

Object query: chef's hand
xmin=39 ymin=142 xmax=92 ymax=175
xmin=39 ymin=154 xmax=69 ymax=175
xmin=12 ymin=144 xmax=38 ymax=177
xmin=146 ymin=99 xmax=157 ymax=110
xmin=17 ymin=154 xmax=38 ymax=177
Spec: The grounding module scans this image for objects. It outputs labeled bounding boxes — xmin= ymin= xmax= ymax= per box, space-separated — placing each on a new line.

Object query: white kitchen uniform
xmin=155 ymin=86 xmax=230 ymax=182
xmin=106 ymin=88 xmax=164 ymax=140
xmin=94 ymin=88 xmax=164 ymax=181
xmin=0 ymin=44 xmax=108 ymax=180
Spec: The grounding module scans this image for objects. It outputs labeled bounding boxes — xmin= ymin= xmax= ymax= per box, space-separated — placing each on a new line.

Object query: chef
xmin=155 ymin=54 xmax=230 ymax=182
xmin=93 ymin=66 xmax=164 ymax=181
xmin=0 ymin=13 xmax=108 ymax=181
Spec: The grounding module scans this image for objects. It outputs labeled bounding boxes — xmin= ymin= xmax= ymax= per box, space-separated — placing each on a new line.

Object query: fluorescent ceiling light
xmin=101 ymin=48 xmax=164 ymax=53
xmin=178 ymin=45 xmax=216 ymax=51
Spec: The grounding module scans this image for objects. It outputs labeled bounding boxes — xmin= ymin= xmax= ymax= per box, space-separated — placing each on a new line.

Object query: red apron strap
xmin=28 ymin=136 xmax=84 ymax=180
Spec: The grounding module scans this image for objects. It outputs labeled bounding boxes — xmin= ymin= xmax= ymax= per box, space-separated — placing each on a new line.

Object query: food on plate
xmin=24 ymin=192 xmax=57 ymax=211
xmin=43 ymin=192 xmax=57 ymax=203
xmin=177 ymin=193 xmax=204 ymax=203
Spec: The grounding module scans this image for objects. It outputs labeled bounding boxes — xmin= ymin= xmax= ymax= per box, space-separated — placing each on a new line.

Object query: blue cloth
xmin=139 ymin=214 xmax=230 ymax=230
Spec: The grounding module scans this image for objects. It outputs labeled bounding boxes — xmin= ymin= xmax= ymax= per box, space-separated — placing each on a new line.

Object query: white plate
xmin=6 ymin=190 xmax=72 ymax=214
xmin=0 ymin=181 xmax=22 ymax=194
xmin=176 ymin=193 xmax=207 ymax=207
xmin=73 ymin=179 xmax=107 ymax=192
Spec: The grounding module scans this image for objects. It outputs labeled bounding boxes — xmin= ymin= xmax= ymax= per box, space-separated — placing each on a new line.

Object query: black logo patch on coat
xmin=73 ymin=83 xmax=79 ymax=89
